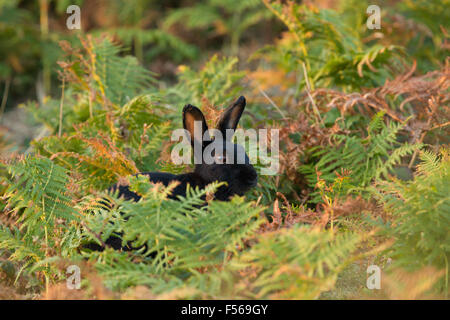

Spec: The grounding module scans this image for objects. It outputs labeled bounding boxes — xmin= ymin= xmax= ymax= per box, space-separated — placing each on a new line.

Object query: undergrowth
xmin=0 ymin=0 xmax=449 ymax=300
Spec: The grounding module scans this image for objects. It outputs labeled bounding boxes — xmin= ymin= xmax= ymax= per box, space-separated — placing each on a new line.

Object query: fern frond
xmin=1 ymin=157 xmax=80 ymax=282
xmin=235 ymin=225 xmax=361 ymax=299
xmin=374 ymin=148 xmax=450 ymax=293
xmin=416 ymin=149 xmax=442 ymax=176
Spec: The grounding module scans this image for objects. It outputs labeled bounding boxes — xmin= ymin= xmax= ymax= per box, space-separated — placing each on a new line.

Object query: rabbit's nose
xmin=248 ymin=178 xmax=258 ymax=187
xmin=244 ymin=170 xmax=258 ymax=187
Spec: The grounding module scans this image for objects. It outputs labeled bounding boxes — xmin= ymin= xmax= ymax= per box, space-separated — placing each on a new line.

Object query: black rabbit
xmin=112 ymin=95 xmax=258 ymax=202
xmin=83 ymin=96 xmax=257 ymax=252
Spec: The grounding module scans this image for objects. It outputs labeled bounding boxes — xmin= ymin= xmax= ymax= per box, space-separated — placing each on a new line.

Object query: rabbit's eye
xmin=215 ymin=152 xmax=232 ymax=164
xmin=214 ymin=154 xmax=225 ymax=164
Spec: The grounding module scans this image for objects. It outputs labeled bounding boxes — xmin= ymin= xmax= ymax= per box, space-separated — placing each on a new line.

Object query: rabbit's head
xmin=182 ymin=96 xmax=257 ymax=200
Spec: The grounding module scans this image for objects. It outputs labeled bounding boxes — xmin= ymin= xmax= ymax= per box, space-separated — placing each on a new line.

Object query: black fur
xmin=85 ymin=96 xmax=257 ymax=252
xmin=113 ymin=95 xmax=257 ymax=202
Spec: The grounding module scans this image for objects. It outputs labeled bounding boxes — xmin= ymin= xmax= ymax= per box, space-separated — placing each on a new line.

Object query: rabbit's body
xmin=113 ymin=171 xmax=206 ymax=201
xmin=114 ymin=161 xmax=257 ymax=202
xmin=87 ymin=96 xmax=257 ymax=252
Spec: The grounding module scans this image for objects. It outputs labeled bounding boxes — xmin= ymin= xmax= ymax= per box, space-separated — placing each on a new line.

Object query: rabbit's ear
xmin=217 ymin=96 xmax=246 ymax=140
xmin=183 ymin=104 xmax=210 ymax=148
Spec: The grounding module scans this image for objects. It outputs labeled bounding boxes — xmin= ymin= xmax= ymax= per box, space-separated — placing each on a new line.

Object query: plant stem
xmin=0 ymin=77 xmax=11 ymax=120
xmin=39 ymin=0 xmax=51 ymax=94
xmin=58 ymin=79 xmax=65 ymax=137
